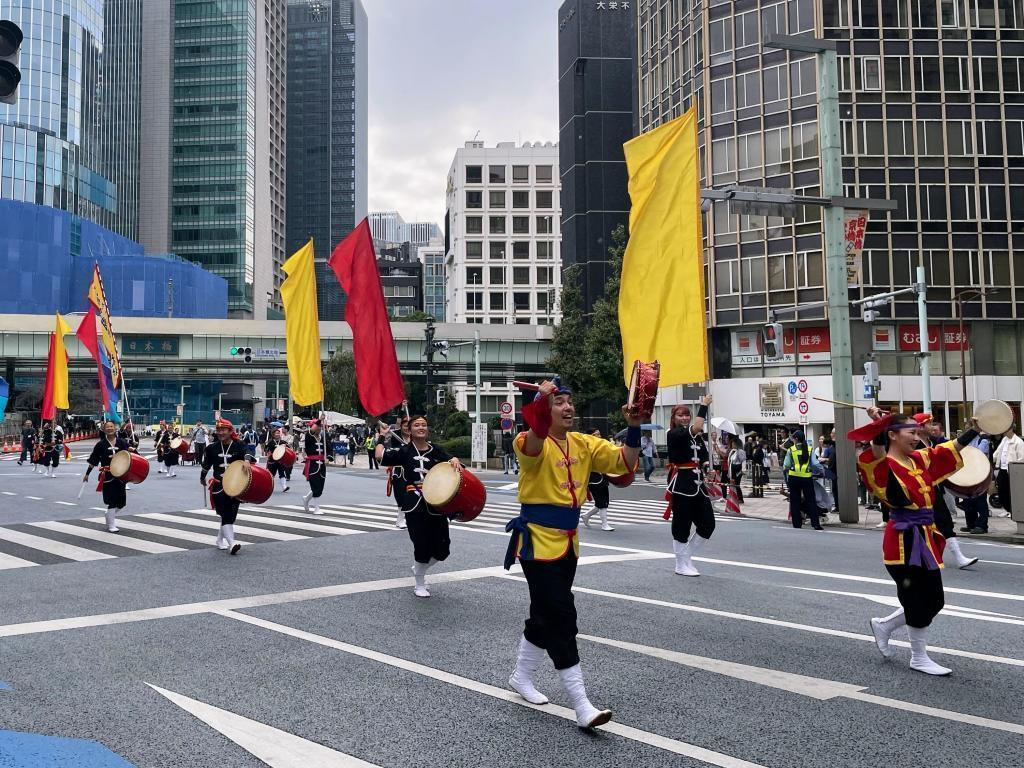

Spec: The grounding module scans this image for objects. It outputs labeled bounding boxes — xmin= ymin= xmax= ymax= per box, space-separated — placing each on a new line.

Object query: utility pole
xmin=424 ymin=318 xmax=436 ymax=418
xmin=473 ymin=330 xmax=481 ymax=424
xmin=916 ymin=265 xmax=931 ymax=413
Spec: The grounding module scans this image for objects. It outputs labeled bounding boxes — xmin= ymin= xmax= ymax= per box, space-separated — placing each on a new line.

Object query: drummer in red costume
xmin=504 ymin=376 xmax=646 ymax=729
xmin=200 ymin=418 xmax=251 ymax=555
xmin=854 ymin=408 xmax=980 ymax=675
xmin=83 ymin=420 xmax=135 ymax=532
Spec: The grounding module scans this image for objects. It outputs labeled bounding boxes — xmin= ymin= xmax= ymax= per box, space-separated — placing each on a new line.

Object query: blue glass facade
xmin=0 ymin=199 xmax=227 ymax=317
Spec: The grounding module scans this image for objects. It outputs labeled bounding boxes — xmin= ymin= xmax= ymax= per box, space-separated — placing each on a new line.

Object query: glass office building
xmin=637 ymin=0 xmax=1024 ymax=429
xmin=0 ymin=0 xmax=119 ymax=230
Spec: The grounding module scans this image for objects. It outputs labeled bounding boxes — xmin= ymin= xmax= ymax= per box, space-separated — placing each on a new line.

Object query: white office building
xmin=444 ymin=141 xmax=561 ymax=324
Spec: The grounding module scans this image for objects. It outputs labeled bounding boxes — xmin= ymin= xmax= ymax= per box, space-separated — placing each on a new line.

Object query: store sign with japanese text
xmin=844 ymin=210 xmax=868 ymax=287
xmin=895 ymin=325 xmax=970 ymax=352
xmin=731 ymin=326 xmax=831 ymax=367
xmin=121 ymin=336 xmax=179 ymax=356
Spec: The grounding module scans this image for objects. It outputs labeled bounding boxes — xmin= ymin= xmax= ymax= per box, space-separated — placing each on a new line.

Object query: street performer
xmin=39 ymin=420 xmax=58 ymax=478
xmin=854 ymin=408 xmax=979 ymax=676
xmin=83 ymin=421 xmax=134 ymax=532
xmin=581 ymin=430 xmax=615 ymax=532
xmin=504 ymin=376 xmax=645 ymax=729
xmin=159 ymin=423 xmax=180 ymax=478
xmin=264 ymin=426 xmax=291 ymax=493
xmin=154 ymin=420 xmax=167 ymax=473
xmin=301 ymin=419 xmax=334 ymax=515
xmin=376 ymin=416 xmax=462 ymax=598
xmin=384 ymin=415 xmax=413 ymax=529
xmin=200 ymin=418 xmax=252 ymax=555
xmin=664 ymin=395 xmax=714 ymax=576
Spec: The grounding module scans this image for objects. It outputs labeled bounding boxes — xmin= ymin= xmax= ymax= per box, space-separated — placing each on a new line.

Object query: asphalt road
xmin=0 ymin=451 xmax=1022 ymax=767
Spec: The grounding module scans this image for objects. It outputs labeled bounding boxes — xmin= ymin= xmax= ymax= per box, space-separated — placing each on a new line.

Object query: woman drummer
xmin=855 ymin=409 xmax=979 ymax=675
xmin=665 ymin=395 xmax=714 ymax=576
xmin=83 ymin=421 xmax=134 ymax=532
xmin=160 ymin=423 xmax=180 ymax=478
xmin=200 ymin=418 xmax=251 ymax=555
xmin=375 ymin=415 xmax=462 ymax=598
xmin=384 ymin=415 xmax=413 ymax=529
xmin=264 ymin=426 xmax=290 ymax=493
xmin=301 ymin=419 xmax=334 ymax=515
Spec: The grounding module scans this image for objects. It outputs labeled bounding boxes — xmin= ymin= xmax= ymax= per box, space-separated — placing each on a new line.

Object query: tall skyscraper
xmin=286 ymin=0 xmax=368 ymax=321
xmin=444 ymin=140 xmax=562 ymax=325
xmin=557 ymin=0 xmax=636 ymax=310
xmin=0 ymin=1 xmax=120 ymax=232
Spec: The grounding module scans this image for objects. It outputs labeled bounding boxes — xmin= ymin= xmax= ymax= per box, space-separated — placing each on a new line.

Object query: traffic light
xmin=436 ymin=389 xmax=445 ymax=406
xmin=230 ymin=346 xmax=253 ymax=363
xmin=0 ymin=20 xmax=23 ymax=105
xmin=423 ymin=318 xmax=436 ymax=361
xmin=761 ymin=322 xmax=784 ymax=359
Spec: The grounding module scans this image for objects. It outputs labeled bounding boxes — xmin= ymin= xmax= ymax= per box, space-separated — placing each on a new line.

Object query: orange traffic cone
xmin=725 ymin=485 xmax=743 ymax=516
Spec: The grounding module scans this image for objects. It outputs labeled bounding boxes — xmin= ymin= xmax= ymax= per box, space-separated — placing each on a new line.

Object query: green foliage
xmin=439 ymin=436 xmax=472 ymax=459
xmin=429 ymin=385 xmax=459 ymax=431
xmin=444 ymin=410 xmax=472 ymax=438
xmin=322 ymin=351 xmax=358 ymax=415
xmin=391 ymin=310 xmax=436 ymax=323
xmin=547 ymin=264 xmax=593 ymax=412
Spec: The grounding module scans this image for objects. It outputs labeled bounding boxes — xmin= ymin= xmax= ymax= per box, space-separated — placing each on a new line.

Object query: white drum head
xmin=946 ymin=446 xmax=990 ymax=489
xmin=170 ymin=437 xmax=184 ymax=450
xmin=222 ymin=461 xmax=251 ymax=497
xmin=422 ymin=463 xmax=460 ymax=506
xmin=272 ymin=445 xmax=287 ymax=461
xmin=109 ymin=450 xmax=132 ymax=478
xmin=976 ymin=399 xmax=1013 ymax=436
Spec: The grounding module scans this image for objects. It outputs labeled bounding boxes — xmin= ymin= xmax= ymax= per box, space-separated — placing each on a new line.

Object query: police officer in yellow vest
xmin=783 ymin=430 xmax=825 ymax=530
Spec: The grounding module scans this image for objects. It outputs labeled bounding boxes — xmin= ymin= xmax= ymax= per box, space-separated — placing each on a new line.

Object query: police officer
xmin=783 ymin=430 xmax=824 ymax=530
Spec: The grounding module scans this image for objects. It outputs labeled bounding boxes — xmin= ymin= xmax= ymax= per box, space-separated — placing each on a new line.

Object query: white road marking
xmin=982 ymin=559 xmax=1024 ymax=567
xmin=24 ymin=496 xmax=43 ymax=500
xmin=84 ymin=517 xmax=220 ymax=545
xmin=91 ymin=507 xmax=107 ymax=512
xmin=1 ymin=491 xmax=16 ymax=495
xmin=148 ymin=684 xmax=382 ymax=767
xmin=141 ymin=513 xmax=308 ymax=541
xmin=217 ymin=610 xmax=767 ymax=768
xmin=770 ymin=526 xmax=865 ymax=536
xmin=0 ymin=551 xmax=39 ymax=570
xmin=54 ymin=501 xmax=77 ymax=506
xmin=0 ymin=527 xmax=116 ymax=562
xmin=28 ymin=521 xmax=184 ymax=554
xmin=788 ymin=586 xmax=1024 ymax=626
xmin=582 ymin=633 xmax=1024 ymax=736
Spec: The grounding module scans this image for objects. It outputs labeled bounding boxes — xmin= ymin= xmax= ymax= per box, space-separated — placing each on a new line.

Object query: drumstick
xmin=77 ymin=480 xmax=86 ymax=499
xmin=512 ymin=380 xmax=540 ymax=391
xmin=811 ymin=396 xmax=888 ymax=414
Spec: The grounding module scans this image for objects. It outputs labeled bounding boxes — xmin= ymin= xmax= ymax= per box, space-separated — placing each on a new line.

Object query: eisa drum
xmin=109 ymin=450 xmax=150 ymax=484
xmin=626 ymin=360 xmax=660 ymax=419
xmin=170 ymin=436 xmax=190 ymax=457
xmin=271 ymin=444 xmax=296 ymax=468
xmin=422 ymin=463 xmax=487 ymax=522
xmin=975 ymin=399 xmax=1013 ymax=437
xmin=222 ymin=461 xmax=274 ymax=504
xmin=945 ymin=446 xmax=992 ymax=499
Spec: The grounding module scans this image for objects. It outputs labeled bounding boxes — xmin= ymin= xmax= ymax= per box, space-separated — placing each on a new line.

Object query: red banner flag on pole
xmin=40 ymin=332 xmax=58 ymax=421
xmin=327 ymin=218 xmax=405 ymax=416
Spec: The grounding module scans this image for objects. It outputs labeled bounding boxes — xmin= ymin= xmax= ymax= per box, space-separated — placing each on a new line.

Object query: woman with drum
xmin=264 ymin=426 xmax=292 ymax=493
xmin=159 ymin=424 xmax=181 ymax=478
xmin=854 ymin=409 xmax=980 ymax=676
xmin=375 ymin=416 xmax=462 ymax=598
xmin=384 ymin=416 xmax=413 ymax=529
xmin=301 ymin=419 xmax=334 ymax=516
xmin=83 ymin=421 xmax=135 ymax=532
xmin=200 ymin=418 xmax=252 ymax=555
xmin=665 ymin=395 xmax=715 ymax=576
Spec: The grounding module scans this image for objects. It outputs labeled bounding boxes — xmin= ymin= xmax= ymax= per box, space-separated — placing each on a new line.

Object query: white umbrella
xmin=321 ymin=411 xmax=365 ymax=427
xmin=709 ymin=416 xmax=739 ymax=436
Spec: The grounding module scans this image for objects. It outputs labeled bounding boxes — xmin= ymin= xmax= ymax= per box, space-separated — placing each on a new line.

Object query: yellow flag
xmin=619 ymin=107 xmax=708 ymax=387
xmin=53 ymin=312 xmax=71 ymax=409
xmin=280 ymin=239 xmax=324 ymax=406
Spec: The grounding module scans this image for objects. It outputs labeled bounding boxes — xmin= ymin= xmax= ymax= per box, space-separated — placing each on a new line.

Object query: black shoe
xmin=960 ymin=526 xmax=972 ymax=533
xmin=230 ymin=543 xmax=241 ymax=555
xmin=969 ymin=527 xmax=987 ymax=534
xmin=813 ymin=526 xmax=825 ymax=531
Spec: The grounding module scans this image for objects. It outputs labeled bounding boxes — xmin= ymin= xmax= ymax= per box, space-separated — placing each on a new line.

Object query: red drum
xmin=170 ymin=437 xmax=190 ymax=457
xmin=222 ymin=461 xmax=274 ymax=504
xmin=422 ymin=463 xmax=486 ymax=522
xmin=945 ymin=446 xmax=992 ymax=499
xmin=626 ymin=360 xmax=660 ymax=419
xmin=109 ymin=450 xmax=150 ymax=484
xmin=271 ymin=444 xmax=296 ymax=468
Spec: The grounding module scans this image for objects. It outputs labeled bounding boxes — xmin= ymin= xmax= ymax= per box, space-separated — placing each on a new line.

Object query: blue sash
xmin=504 ymin=504 xmax=580 ymax=570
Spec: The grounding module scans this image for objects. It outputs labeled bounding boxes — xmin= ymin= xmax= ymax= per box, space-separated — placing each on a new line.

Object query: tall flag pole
xmin=87 ymin=263 xmax=133 ymax=435
xmin=75 ymin=306 xmax=121 ymax=423
xmin=41 ymin=312 xmax=71 ymax=420
xmin=280 ymin=239 xmax=325 ymax=406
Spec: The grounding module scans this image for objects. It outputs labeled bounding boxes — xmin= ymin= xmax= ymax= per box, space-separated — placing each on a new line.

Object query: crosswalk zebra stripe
xmin=0 ymin=550 xmax=39 ymax=570
xmin=0 ymin=527 xmax=116 ymax=562
xmin=270 ymin=505 xmax=399 ymax=531
xmin=140 ymin=513 xmax=308 ymax=542
xmin=83 ymin=517 xmax=219 ymax=545
xmin=312 ymin=505 xmax=404 ymax=529
xmin=230 ymin=508 xmax=365 ymax=536
xmin=27 ymin=521 xmax=185 ymax=554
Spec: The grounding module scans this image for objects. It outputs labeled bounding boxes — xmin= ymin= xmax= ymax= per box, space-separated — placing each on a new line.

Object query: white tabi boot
xmin=598 ymin=508 xmax=614 ymax=532
xmin=673 ymin=539 xmax=699 ymax=576
xmin=558 ymin=664 xmax=612 ymax=729
xmin=104 ymin=508 xmax=119 ymax=533
xmin=278 ymin=475 xmax=287 ymax=493
xmin=869 ymin=608 xmax=906 ymax=658
xmin=169 ymin=467 xmax=177 ymax=478
xmin=216 ymin=526 xmax=228 ymax=551
xmin=581 ymin=508 xmax=596 ymax=528
xmin=945 ymin=537 xmax=979 ymax=569
xmin=685 ymin=534 xmax=709 ymax=571
xmin=302 ymin=491 xmax=312 ymax=513
xmin=508 ymin=636 xmax=550 ymax=704
xmin=908 ymin=626 xmax=951 ymax=675
xmin=395 ymin=509 xmax=407 ymax=529
xmin=224 ymin=524 xmax=241 ymax=555
xmin=411 ymin=561 xmax=430 ymax=598
xmin=313 ymin=499 xmax=322 ymax=515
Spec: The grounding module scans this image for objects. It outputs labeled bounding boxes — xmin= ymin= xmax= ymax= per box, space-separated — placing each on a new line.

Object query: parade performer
xmin=155 ymin=421 xmax=167 ymax=473
xmin=915 ymin=413 xmax=978 ymax=569
xmin=159 ymin=423 xmax=180 ymax=477
xmin=199 ymin=418 xmax=251 ymax=555
xmin=384 ymin=416 xmax=412 ymax=529
xmin=854 ymin=409 xmax=979 ymax=675
xmin=18 ymin=420 xmax=35 ymax=468
xmin=581 ymin=431 xmax=614 ymax=532
xmin=301 ymin=419 xmax=333 ymax=515
xmin=39 ymin=420 xmax=58 ymax=478
xmin=504 ymin=377 xmax=644 ymax=729
xmin=376 ymin=416 xmax=461 ymax=598
xmin=664 ymin=396 xmax=714 ymax=576
xmin=83 ymin=421 xmax=132 ymax=532
xmin=264 ymin=426 xmax=291 ymax=492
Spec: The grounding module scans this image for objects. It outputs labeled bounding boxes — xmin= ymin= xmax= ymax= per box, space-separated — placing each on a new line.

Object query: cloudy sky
xmin=364 ymin=0 xmax=560 ymax=226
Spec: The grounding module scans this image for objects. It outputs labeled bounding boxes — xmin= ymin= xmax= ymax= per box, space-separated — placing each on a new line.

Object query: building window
xmin=513 ymin=266 xmax=531 ymax=285
xmin=791 ymin=58 xmax=816 ymax=97
xmin=535 ymin=190 xmax=553 ymax=209
xmin=711 ymin=77 xmax=734 ymax=114
xmin=466 ymin=241 xmax=483 ymax=259
xmin=512 ymin=165 xmax=529 ymax=183
xmin=466 ymin=165 xmax=482 ymax=184
xmin=537 ymin=267 xmax=553 ymax=285
xmin=489 ymin=165 xmax=505 ymax=183
xmin=862 ymin=57 xmax=881 ymax=91
xmin=791 ymin=122 xmax=818 ymax=170
xmin=513 ymin=292 xmax=531 ymax=311
xmin=536 ymin=215 xmax=553 ymax=234
xmin=709 ymin=18 xmax=732 ymax=65
xmin=466 ymin=267 xmax=483 ymax=285
xmin=466 ymin=190 xmax=482 ymax=209
xmin=489 ymin=190 xmax=505 ymax=208
xmin=489 ymin=241 xmax=506 ymax=259
xmin=940 ymin=0 xmax=964 ymax=27
xmin=513 ymin=241 xmax=530 ymax=259
xmin=537 ymin=291 xmax=550 ymax=311
xmin=764 ymin=126 xmax=790 ymax=173
xmin=489 ymin=216 xmax=506 ymax=234
xmin=737 ymin=134 xmax=762 ymax=180
xmin=466 ymin=292 xmax=483 ymax=311
xmin=536 ymin=241 xmax=553 ymax=259
xmin=535 ymin=165 xmax=553 ymax=183
xmin=512 ymin=190 xmax=530 ymax=208
xmin=466 ymin=216 xmax=483 ymax=234
xmin=489 ymin=266 xmax=506 ymax=285
xmin=489 ymin=292 xmax=506 ymax=310
xmin=711 ymin=137 xmax=736 ymax=183
xmin=735 ymin=9 xmax=758 ymax=49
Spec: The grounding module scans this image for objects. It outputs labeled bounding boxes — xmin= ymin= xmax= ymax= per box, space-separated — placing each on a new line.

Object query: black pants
xmin=750 ymin=464 xmax=763 ymax=496
xmin=101 ymin=477 xmax=127 ymax=510
xmin=788 ymin=475 xmax=819 ymax=528
xmin=730 ymin=466 xmax=744 ymax=502
xmin=671 ymin=491 xmax=715 ymax=543
xmin=212 ymin=484 xmax=240 ymax=525
xmin=47 ymin=448 xmax=60 ymax=468
xmin=885 ymin=564 xmax=944 ymax=628
xmin=521 ymin=554 xmax=579 ymax=670
xmin=368 ymin=452 xmax=379 ymax=470
xmin=589 ymin=477 xmax=609 ymax=508
xmin=963 ymin=494 xmax=989 ymax=532
xmin=163 ymin=449 xmax=179 ymax=467
xmin=406 ymin=505 xmax=450 ymax=564
xmin=19 ymin=444 xmax=32 ymax=463
xmin=997 ymin=468 xmax=1012 ymax=518
xmin=932 ymin=488 xmax=956 ymax=539
xmin=267 ymin=460 xmax=288 ymax=479
xmin=307 ymin=470 xmax=325 ymax=498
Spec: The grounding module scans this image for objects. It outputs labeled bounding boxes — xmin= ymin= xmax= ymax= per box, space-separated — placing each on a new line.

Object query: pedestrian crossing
xmin=0 ymin=497 xmax=691 ymax=572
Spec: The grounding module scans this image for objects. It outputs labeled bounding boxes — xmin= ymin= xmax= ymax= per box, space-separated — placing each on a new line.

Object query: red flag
xmin=40 ymin=332 xmax=58 ymax=420
xmin=76 ymin=306 xmax=108 ymax=413
xmin=327 ymin=219 xmax=405 ymax=416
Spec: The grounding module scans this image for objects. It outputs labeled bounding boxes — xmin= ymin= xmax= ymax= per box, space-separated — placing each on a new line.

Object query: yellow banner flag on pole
xmin=52 ymin=312 xmax=72 ymax=409
xmin=619 ymin=106 xmax=708 ymax=387
xmin=280 ymin=239 xmax=324 ymax=406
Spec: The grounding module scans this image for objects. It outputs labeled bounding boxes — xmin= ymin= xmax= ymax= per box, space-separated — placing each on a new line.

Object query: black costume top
xmin=303 ymin=431 xmax=334 ymax=477
xmin=379 ymin=441 xmax=452 ymax=511
xmin=666 ymin=426 xmax=710 ymax=496
xmin=21 ymin=427 xmax=36 ymax=447
xmin=200 ymin=439 xmax=249 ymax=484
xmin=87 ymin=436 xmax=131 ymax=472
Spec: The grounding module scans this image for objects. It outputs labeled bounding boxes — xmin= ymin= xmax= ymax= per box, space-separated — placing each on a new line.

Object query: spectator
xmin=501 ymin=431 xmax=519 ymax=474
xmin=640 ymin=433 xmax=657 ymax=482
xmin=962 ymin=430 xmax=991 ymax=533
xmin=347 ymin=435 xmax=357 ymax=466
xmin=751 ymin=439 xmax=766 ymax=498
xmin=191 ymin=420 xmax=208 ymax=450
xmin=812 ymin=435 xmax=826 ymax=464
xmin=995 ymin=424 xmax=1024 ymax=520
xmin=728 ymin=437 xmax=746 ymax=503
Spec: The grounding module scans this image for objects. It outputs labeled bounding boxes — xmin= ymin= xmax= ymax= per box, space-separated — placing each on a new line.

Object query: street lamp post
xmin=180 ymin=384 xmax=190 ymax=428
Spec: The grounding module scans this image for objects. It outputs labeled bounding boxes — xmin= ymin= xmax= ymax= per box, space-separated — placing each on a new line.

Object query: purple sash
xmin=890 ymin=508 xmax=939 ymax=569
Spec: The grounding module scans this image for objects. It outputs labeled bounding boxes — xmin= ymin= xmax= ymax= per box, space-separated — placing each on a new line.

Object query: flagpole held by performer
xmin=664 ymin=395 xmax=714 ymax=576
xmin=504 ymin=373 xmax=649 ymax=729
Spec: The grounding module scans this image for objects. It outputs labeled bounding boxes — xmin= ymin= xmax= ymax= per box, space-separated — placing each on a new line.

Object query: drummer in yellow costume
xmin=504 ymin=376 xmax=646 ymax=729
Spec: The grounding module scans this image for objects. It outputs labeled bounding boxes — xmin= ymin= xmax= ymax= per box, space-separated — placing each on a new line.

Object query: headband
xmin=533 ymin=375 xmax=572 ymax=401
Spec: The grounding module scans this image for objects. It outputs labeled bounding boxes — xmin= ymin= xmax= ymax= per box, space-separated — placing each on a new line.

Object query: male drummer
xmin=302 ymin=419 xmax=334 ymax=515
xmin=155 ymin=420 xmax=167 ymax=473
xmin=83 ymin=421 xmax=134 ymax=532
xmin=160 ymin=423 xmax=182 ymax=478
xmin=200 ymin=418 xmax=251 ymax=554
xmin=264 ymin=426 xmax=290 ymax=492
xmin=504 ymin=377 xmax=646 ymax=729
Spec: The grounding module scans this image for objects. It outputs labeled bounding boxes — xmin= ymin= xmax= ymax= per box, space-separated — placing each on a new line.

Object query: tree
xmin=582 ymin=224 xmax=627 ymax=409
xmin=547 ymin=264 xmax=593 ymax=412
xmin=444 ymin=410 xmax=471 ymax=438
xmin=322 ymin=351 xmax=358 ymax=415
xmin=391 ymin=310 xmax=435 ymax=323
